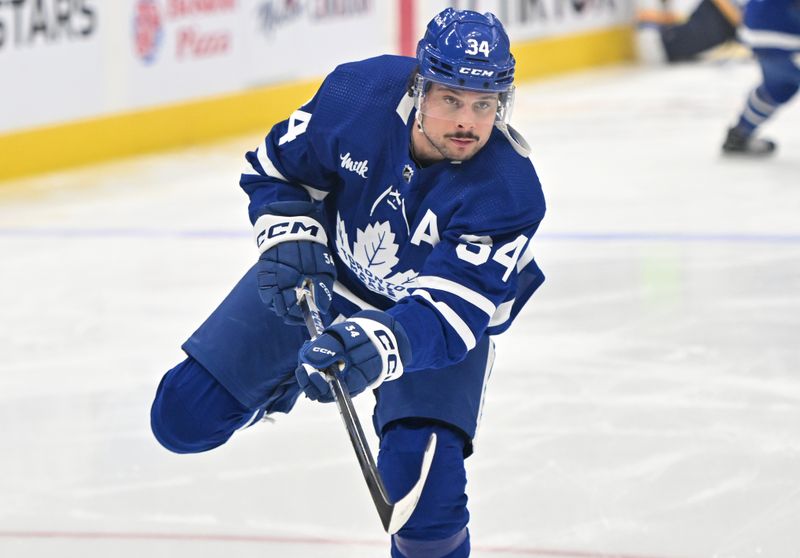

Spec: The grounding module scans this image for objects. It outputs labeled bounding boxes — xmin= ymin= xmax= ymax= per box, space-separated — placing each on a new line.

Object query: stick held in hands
xmin=295 ymin=280 xmax=437 ymax=534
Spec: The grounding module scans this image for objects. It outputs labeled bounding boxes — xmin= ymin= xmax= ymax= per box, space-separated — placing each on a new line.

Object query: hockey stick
xmin=295 ymin=280 xmax=437 ymax=534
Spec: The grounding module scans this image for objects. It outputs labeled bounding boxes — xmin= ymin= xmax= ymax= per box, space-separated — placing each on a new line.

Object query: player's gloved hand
xmin=254 ymin=201 xmax=335 ymax=325
xmin=296 ymin=310 xmax=412 ymax=403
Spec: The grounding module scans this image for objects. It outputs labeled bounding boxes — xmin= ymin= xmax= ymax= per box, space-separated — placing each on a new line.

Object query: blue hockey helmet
xmin=416 ymin=8 xmax=515 ymax=93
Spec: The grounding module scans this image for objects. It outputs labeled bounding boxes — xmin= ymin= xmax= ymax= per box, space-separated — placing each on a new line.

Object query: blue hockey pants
xmin=151 ymin=358 xmax=471 ymax=557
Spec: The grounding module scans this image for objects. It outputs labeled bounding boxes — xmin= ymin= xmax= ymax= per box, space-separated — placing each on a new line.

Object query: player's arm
xmin=240 ymin=74 xmax=342 ymax=323
xmin=294 ymin=218 xmax=544 ymax=402
xmin=239 ymin=78 xmax=340 ymax=224
xmin=388 ymin=219 xmax=544 ymax=371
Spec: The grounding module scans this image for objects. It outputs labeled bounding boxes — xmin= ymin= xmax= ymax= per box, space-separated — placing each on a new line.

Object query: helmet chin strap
xmin=414 ymin=113 xmax=450 ymax=163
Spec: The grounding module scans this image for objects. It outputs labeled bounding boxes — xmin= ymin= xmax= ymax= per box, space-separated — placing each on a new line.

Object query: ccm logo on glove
xmin=335 ymin=323 xmax=401 ymax=373
xmin=254 ymin=214 xmax=328 ymax=253
xmin=371 ymin=328 xmax=401 ymax=376
xmin=253 ymin=204 xmax=336 ymax=325
xmin=348 ymin=317 xmax=404 ymax=380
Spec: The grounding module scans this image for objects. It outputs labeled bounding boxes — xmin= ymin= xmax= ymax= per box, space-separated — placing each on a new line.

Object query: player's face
xmin=413 ymin=84 xmax=498 ymax=163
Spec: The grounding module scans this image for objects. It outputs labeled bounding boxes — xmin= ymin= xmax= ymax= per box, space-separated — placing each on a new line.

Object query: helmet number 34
xmin=465 ymin=39 xmax=490 ymax=57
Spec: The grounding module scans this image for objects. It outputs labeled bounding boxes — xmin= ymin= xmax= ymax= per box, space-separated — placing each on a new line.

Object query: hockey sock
xmin=378 ymin=420 xmax=470 ymax=557
xmin=392 ymin=527 xmax=469 ymax=558
xmin=734 ymin=86 xmax=778 ymax=136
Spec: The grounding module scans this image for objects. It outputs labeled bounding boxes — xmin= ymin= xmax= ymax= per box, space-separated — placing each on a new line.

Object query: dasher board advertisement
xmin=0 ymin=1 xmax=390 ymax=135
xmin=415 ymin=0 xmax=635 ymax=41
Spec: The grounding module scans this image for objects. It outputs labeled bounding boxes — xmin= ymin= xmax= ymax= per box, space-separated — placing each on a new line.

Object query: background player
xmin=722 ymin=0 xmax=800 ymax=155
xmin=150 ymin=8 xmax=546 ymax=557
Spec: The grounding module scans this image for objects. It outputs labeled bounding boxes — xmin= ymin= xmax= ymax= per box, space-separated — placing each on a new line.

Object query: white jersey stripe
xmin=739 ymin=28 xmax=800 ymax=51
xmin=489 ymin=300 xmax=514 ymax=327
xmin=517 ymin=237 xmax=537 ymax=272
xmin=333 ymin=281 xmax=380 ymax=311
xmin=414 ymin=276 xmax=496 ymax=317
xmin=473 ymin=338 xmax=496 ymax=444
xmin=254 ymin=141 xmax=328 ymax=200
xmin=302 ymin=184 xmax=329 ymax=201
xmin=241 ymin=163 xmax=260 ymax=176
xmin=257 ymin=140 xmax=289 ymax=182
xmin=235 ymin=409 xmax=262 ymax=431
xmin=411 ymin=289 xmax=476 ymax=351
xmin=396 ymin=93 xmax=415 ymax=124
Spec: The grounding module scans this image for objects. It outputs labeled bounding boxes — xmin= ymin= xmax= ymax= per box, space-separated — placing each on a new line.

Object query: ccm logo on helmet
xmin=459 ymin=68 xmax=494 ymax=77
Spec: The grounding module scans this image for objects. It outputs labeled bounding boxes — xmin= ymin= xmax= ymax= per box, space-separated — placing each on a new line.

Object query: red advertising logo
xmin=133 ymin=0 xmax=234 ymax=64
xmin=133 ymin=0 xmax=163 ymax=63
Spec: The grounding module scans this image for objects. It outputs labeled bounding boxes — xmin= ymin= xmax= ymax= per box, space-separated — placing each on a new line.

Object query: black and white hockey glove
xmin=254 ymin=201 xmax=336 ymax=325
xmin=295 ymin=310 xmax=411 ymax=402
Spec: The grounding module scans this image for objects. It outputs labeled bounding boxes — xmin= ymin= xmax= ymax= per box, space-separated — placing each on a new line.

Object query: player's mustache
xmin=446 ymin=132 xmax=480 ymax=141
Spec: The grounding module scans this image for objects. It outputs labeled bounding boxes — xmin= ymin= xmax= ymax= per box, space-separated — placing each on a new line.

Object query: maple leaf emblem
xmin=385 ymin=269 xmax=419 ymax=286
xmin=335 ymin=211 xmax=351 ymax=263
xmin=335 ymin=212 xmax=418 ymax=301
xmin=353 ymin=221 xmax=399 ymax=278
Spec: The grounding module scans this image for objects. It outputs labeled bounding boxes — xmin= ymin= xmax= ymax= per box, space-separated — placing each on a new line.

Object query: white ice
xmin=1 ymin=57 xmax=799 ymax=558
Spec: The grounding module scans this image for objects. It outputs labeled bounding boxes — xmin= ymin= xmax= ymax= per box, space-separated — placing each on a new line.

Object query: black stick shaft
xmin=296 ymin=284 xmax=395 ymax=531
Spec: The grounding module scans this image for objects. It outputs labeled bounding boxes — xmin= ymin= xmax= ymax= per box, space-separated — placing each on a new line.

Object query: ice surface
xmin=1 ymin=58 xmax=798 ymax=557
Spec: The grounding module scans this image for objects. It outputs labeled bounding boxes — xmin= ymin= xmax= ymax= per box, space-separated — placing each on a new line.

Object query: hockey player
xmin=722 ymin=0 xmax=800 ymax=155
xmin=150 ymin=8 xmax=545 ymax=557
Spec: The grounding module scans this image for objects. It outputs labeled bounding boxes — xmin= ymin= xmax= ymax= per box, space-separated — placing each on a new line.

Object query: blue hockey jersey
xmin=240 ymin=55 xmax=545 ymax=372
xmin=741 ymin=0 xmax=800 ymax=50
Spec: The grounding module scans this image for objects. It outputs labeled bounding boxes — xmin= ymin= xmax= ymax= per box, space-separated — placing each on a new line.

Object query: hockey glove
xmin=255 ymin=201 xmax=336 ymax=325
xmin=296 ymin=310 xmax=411 ymax=403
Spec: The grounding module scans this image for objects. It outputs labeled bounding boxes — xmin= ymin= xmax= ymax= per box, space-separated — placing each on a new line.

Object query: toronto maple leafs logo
xmin=335 ymin=212 xmax=418 ymax=301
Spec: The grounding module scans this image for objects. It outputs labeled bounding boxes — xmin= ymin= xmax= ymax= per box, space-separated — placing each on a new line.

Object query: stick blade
xmin=385 ymin=432 xmax=438 ymax=535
